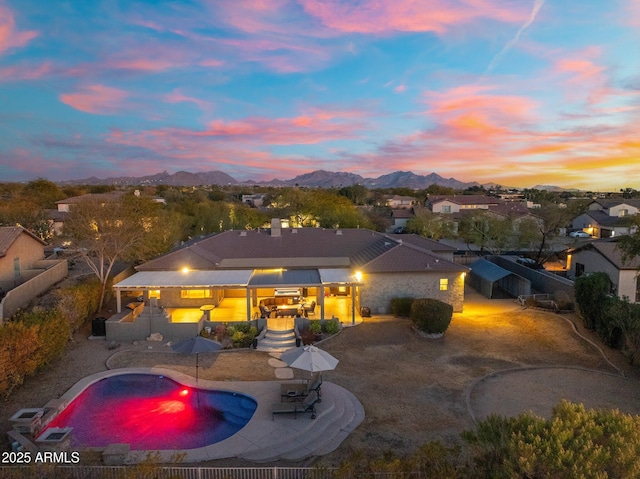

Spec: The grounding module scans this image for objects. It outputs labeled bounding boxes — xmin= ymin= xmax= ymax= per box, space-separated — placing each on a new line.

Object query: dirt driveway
xmin=2 ymin=290 xmax=639 ymax=467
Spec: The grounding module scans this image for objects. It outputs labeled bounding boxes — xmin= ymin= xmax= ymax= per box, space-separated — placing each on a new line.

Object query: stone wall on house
xmin=361 ymin=271 xmax=465 ymax=314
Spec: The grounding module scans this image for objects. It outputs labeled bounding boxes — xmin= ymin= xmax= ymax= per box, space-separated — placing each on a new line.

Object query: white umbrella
xmin=172 ymin=336 xmax=222 ymax=382
xmin=280 ymin=344 xmax=339 ymax=373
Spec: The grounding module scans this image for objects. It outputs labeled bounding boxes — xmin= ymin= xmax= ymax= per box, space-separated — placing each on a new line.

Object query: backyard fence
xmin=0 ymin=466 xmax=437 ymax=479
xmin=1 ymin=466 xmax=336 ymax=479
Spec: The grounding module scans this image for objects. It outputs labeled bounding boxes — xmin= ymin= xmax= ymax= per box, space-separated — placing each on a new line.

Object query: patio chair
xmin=304 ymin=300 xmax=316 ymax=318
xmin=272 ymin=390 xmax=319 ymax=420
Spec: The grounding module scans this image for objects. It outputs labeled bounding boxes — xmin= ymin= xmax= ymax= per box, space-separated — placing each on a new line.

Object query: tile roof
xmin=55 ymin=191 xmax=124 ymax=205
xmin=386 ymin=234 xmax=456 ymax=252
xmin=591 ymin=241 xmax=640 ymax=269
xmin=138 ymin=228 xmax=400 ymax=271
xmin=427 ymin=195 xmax=500 ymax=206
xmin=361 ymin=243 xmax=468 ymax=274
xmin=0 ymin=226 xmax=45 ymax=257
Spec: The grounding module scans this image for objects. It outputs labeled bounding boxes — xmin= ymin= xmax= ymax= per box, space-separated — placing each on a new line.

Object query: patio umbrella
xmin=171 ymin=336 xmax=222 ymax=382
xmin=280 ymin=344 xmax=339 ymax=373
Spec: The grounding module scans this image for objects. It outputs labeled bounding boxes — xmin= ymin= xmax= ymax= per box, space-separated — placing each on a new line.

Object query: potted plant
xmin=410 ymin=298 xmax=453 ymax=338
xmin=309 ymin=321 xmax=323 ymax=341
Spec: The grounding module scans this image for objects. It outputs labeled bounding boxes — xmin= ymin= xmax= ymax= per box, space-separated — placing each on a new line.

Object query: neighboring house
xmin=43 ymin=209 xmax=68 ymax=236
xmin=571 ymin=210 xmax=638 ymax=239
xmin=386 ymin=195 xmax=417 ymax=209
xmin=242 ymin=193 xmax=266 ymax=208
xmin=113 ymin=220 xmax=469 ymax=328
xmin=570 ymin=199 xmax=640 ymax=238
xmin=0 ymin=226 xmax=68 ymax=322
xmin=389 ymin=208 xmax=414 ymax=232
xmin=427 ymin=195 xmax=501 ymax=214
xmin=568 ymin=238 xmax=640 ymax=303
xmin=0 ymin=226 xmax=46 ymax=290
xmin=55 ymin=191 xmax=125 ymax=213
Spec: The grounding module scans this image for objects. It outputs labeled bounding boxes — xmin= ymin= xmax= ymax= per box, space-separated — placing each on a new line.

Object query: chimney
xmin=270 ymin=218 xmax=281 ymax=237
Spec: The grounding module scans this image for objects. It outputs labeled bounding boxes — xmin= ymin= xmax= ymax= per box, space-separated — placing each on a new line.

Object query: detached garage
xmin=468 ymin=259 xmax=531 ymax=299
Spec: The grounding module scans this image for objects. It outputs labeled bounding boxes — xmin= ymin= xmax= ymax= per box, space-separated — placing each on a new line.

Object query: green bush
xmin=390 ymin=297 xmax=414 ymax=317
xmin=227 ymin=323 xmax=258 ymax=348
xmin=309 ymin=321 xmax=322 ymax=334
xmin=323 ymin=320 xmax=340 ymax=334
xmin=410 ymin=298 xmax=453 ymax=335
xmin=575 ymin=272 xmax=611 ymax=331
xmin=463 ymin=400 xmax=640 ymax=478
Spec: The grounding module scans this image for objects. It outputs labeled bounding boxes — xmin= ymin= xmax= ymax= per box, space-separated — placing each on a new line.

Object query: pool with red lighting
xmin=38 ymin=373 xmax=258 ymax=450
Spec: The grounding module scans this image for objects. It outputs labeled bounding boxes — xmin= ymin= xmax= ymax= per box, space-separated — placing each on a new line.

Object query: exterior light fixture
xmin=355 ymin=271 xmax=362 ymax=282
xmin=182 ymin=267 xmax=190 ymax=274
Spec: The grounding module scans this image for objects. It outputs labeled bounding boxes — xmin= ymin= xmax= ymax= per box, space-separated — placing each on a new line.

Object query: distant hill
xmin=60 ymin=169 xmax=478 ymax=189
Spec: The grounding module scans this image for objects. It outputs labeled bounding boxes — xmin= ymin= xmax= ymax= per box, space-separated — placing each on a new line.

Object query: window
xmin=439 ymin=278 xmax=448 ymax=291
xmin=149 ymin=290 xmax=161 ymax=299
xmin=181 ymin=289 xmax=213 ymax=299
xmin=442 ymin=205 xmax=451 ymax=213
xmin=575 ymin=263 xmax=585 ymax=278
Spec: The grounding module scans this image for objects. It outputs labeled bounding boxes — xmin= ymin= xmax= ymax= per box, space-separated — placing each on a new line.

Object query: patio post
xmin=245 ymin=288 xmax=252 ymax=321
xmin=116 ymin=290 xmax=122 ymax=313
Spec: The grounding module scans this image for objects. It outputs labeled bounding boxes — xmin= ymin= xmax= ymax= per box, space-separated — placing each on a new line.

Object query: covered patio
xmin=112 ymin=268 xmax=364 ymax=326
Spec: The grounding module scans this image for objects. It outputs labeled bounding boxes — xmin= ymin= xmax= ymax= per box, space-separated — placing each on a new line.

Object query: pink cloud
xmin=394 ymin=84 xmax=406 ymax=93
xmin=299 ymin=0 xmax=527 ymax=35
xmin=60 ymin=84 xmax=129 ymax=115
xmin=0 ymin=4 xmax=38 ymax=56
xmin=163 ymin=89 xmax=212 ymax=112
xmin=550 ymin=47 xmax=612 ymax=105
xmin=0 ymin=61 xmax=51 ymax=82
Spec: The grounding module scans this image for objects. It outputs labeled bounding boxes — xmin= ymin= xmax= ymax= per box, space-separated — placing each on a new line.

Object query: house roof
xmin=137 ymin=227 xmax=465 ymax=276
xmin=572 ymin=239 xmax=640 ymax=270
xmin=138 ymin=228 xmax=400 ymax=271
xmin=590 ymin=198 xmax=640 ymax=210
xmin=361 ymin=243 xmax=468 ymax=274
xmin=55 ymin=191 xmax=124 ymax=205
xmin=427 ymin=195 xmax=500 ymax=206
xmin=0 ymin=226 xmax=46 ymax=257
xmin=583 ymin=210 xmax=629 ymax=228
xmin=469 ymin=259 xmax=514 ymax=282
xmin=391 ymin=209 xmax=414 ymax=219
xmin=386 ymin=234 xmax=456 ymax=253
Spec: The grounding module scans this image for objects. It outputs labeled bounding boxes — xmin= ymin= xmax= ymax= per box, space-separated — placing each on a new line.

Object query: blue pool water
xmin=39 ymin=373 xmax=257 ymax=450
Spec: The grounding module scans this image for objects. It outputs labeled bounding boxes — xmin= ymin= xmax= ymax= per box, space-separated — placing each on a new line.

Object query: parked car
xmin=516 ymin=257 xmax=545 ymax=270
xmin=569 ymin=231 xmax=591 ymax=238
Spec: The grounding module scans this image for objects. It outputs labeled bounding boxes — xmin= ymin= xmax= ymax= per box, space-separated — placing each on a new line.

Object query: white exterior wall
xmin=431 ymin=200 xmax=460 ymax=214
xmin=609 ymin=204 xmax=639 ymax=217
xmin=618 ymin=270 xmax=639 ymax=302
xmin=571 ymin=249 xmax=638 ymax=302
xmin=0 ymin=233 xmax=44 ymax=288
xmin=360 ymin=271 xmax=465 ymax=314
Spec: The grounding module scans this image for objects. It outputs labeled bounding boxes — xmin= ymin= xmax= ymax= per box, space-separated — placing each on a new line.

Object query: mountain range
xmin=61 ymin=169 xmax=483 ymax=190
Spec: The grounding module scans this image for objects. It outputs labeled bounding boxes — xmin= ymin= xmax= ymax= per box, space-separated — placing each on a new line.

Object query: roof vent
xmin=239 ymin=231 xmax=247 ymax=237
xmin=336 ymin=230 xmax=343 ymax=235
xmin=291 ymin=229 xmax=298 ymax=233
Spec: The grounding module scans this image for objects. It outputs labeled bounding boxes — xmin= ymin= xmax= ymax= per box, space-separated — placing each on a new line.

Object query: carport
xmin=468 ymin=259 xmax=531 ymax=299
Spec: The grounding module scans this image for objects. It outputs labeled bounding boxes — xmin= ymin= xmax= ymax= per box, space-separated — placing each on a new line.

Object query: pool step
xmin=239 ymin=382 xmax=364 ymax=463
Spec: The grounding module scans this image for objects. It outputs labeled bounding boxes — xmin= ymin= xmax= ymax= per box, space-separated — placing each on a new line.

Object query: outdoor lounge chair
xmin=280 ymin=372 xmax=323 ymax=401
xmin=272 ymin=390 xmax=319 ymax=420
xmin=303 ymin=300 xmax=316 ymax=317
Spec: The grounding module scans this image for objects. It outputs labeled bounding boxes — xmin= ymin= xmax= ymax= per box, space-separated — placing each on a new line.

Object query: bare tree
xmin=63 ymin=193 xmax=178 ymax=311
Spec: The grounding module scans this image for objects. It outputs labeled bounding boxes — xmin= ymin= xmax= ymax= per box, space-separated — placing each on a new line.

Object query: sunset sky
xmin=1 ymin=0 xmax=639 ymax=190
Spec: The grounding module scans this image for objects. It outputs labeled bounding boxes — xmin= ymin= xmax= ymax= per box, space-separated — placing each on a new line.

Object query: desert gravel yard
xmin=2 ymin=290 xmax=640 ymax=467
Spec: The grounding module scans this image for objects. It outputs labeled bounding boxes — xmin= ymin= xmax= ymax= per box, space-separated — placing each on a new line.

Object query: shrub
xmin=323 ymin=320 xmax=340 ymax=334
xmin=575 ymin=272 xmax=611 ymax=331
xmin=390 ymin=297 xmax=414 ymax=317
xmin=463 ymin=400 xmax=640 ymax=478
xmin=227 ymin=323 xmax=258 ymax=348
xmin=410 ymin=298 xmax=453 ymax=335
xmin=309 ymin=321 xmax=322 ymax=334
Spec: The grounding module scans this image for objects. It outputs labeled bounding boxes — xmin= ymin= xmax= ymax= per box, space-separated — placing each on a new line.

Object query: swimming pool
xmin=38 ymin=373 xmax=258 ymax=450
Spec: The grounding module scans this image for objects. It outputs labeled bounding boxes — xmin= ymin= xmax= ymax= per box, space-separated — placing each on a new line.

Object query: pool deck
xmin=45 ymin=367 xmax=365 ymax=464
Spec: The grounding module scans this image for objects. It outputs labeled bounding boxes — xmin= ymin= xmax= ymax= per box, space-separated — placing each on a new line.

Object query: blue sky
xmin=1 ymin=0 xmax=639 ymax=190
